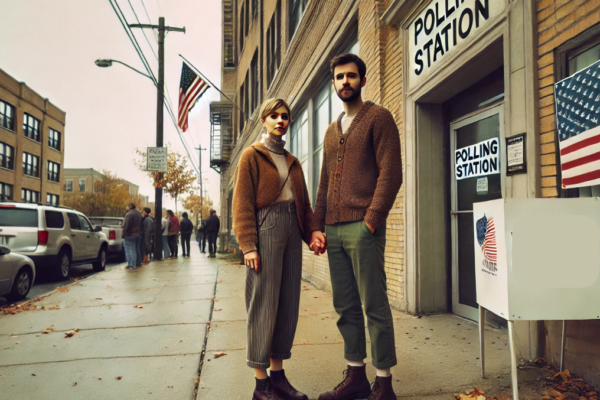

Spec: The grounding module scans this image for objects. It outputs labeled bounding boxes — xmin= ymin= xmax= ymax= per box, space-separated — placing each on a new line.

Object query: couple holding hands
xmin=233 ymin=53 xmax=403 ymax=400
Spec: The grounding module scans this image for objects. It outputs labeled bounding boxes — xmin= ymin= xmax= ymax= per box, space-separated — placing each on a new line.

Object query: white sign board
xmin=147 ymin=147 xmax=168 ymax=172
xmin=455 ymin=138 xmax=500 ymax=180
xmin=474 ymin=198 xmax=600 ymax=321
xmin=408 ymin=0 xmax=505 ymax=88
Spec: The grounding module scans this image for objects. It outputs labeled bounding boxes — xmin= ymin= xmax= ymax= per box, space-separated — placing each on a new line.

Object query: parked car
xmin=88 ymin=217 xmax=124 ymax=259
xmin=0 ymin=202 xmax=109 ymax=279
xmin=0 ymin=246 xmax=35 ymax=301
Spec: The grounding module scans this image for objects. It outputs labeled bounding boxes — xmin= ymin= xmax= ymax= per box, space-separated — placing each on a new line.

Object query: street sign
xmin=147 ymin=147 xmax=168 ymax=172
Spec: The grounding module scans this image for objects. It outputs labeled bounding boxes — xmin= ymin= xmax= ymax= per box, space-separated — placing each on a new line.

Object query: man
xmin=310 ymin=53 xmax=403 ymax=400
xmin=167 ymin=210 xmax=180 ymax=258
xmin=197 ymin=218 xmax=207 ymax=253
xmin=180 ymin=212 xmax=194 ymax=258
xmin=161 ymin=212 xmax=171 ymax=259
xmin=204 ymin=209 xmax=220 ymax=258
xmin=122 ymin=202 xmax=143 ymax=270
xmin=141 ymin=207 xmax=154 ymax=264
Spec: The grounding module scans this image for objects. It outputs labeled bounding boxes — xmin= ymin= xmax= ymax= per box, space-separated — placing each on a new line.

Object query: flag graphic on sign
xmin=177 ymin=62 xmax=209 ymax=132
xmin=476 ymin=215 xmax=497 ymax=263
xmin=554 ymin=60 xmax=600 ymax=189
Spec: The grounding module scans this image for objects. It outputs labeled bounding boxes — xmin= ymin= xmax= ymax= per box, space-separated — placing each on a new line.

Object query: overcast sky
xmin=0 ymin=0 xmax=222 ymax=213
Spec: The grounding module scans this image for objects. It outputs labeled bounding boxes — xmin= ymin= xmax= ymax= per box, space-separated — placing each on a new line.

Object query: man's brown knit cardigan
xmin=232 ymin=141 xmax=315 ymax=254
xmin=311 ymin=101 xmax=402 ymax=232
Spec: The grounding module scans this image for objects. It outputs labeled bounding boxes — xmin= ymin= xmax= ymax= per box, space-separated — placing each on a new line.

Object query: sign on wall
xmin=455 ymin=138 xmax=500 ymax=180
xmin=506 ymin=133 xmax=526 ymax=175
xmin=147 ymin=147 xmax=168 ymax=172
xmin=408 ymin=0 xmax=505 ymax=88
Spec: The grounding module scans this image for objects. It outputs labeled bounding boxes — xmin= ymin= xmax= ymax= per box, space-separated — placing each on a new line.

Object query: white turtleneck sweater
xmin=260 ymin=133 xmax=294 ymax=203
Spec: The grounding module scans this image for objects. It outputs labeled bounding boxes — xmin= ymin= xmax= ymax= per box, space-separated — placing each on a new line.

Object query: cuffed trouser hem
xmin=270 ymin=352 xmax=292 ymax=360
xmin=247 ymin=360 xmax=271 ymax=369
xmin=372 ymin=358 xmax=398 ymax=369
xmin=344 ymin=352 xmax=368 ymax=361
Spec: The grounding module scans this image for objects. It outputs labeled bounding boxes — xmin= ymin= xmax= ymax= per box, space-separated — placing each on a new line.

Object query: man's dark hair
xmin=330 ymin=53 xmax=366 ymax=80
xmin=182 ymin=212 xmax=188 ymax=218
xmin=210 ymin=209 xmax=216 ymax=215
xmin=167 ymin=210 xmax=174 ymax=217
xmin=143 ymin=207 xmax=151 ymax=214
xmin=127 ymin=202 xmax=136 ymax=209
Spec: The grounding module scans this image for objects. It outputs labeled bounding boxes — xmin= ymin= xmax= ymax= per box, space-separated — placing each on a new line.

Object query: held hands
xmin=309 ymin=231 xmax=327 ymax=256
xmin=244 ymin=251 xmax=260 ymax=273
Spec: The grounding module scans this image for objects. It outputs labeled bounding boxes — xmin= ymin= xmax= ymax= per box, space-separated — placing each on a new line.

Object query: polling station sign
xmin=455 ymin=138 xmax=500 ymax=180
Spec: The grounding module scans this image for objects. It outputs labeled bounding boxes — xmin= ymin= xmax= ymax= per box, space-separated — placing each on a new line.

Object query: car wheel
xmin=7 ymin=267 xmax=33 ymax=301
xmin=57 ymin=250 xmax=71 ymax=280
xmin=93 ymin=247 xmax=107 ymax=272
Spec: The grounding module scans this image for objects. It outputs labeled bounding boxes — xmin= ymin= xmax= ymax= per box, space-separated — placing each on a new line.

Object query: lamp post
xmin=95 ymin=17 xmax=184 ymax=261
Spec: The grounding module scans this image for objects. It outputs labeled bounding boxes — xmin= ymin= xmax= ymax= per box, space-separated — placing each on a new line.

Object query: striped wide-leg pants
xmin=245 ymin=202 xmax=303 ymax=369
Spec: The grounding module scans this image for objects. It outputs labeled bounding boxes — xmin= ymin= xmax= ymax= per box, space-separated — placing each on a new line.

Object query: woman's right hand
xmin=244 ymin=251 xmax=260 ymax=273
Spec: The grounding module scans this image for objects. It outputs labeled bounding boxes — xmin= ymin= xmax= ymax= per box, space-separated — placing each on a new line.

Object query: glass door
xmin=450 ymin=104 xmax=504 ymax=320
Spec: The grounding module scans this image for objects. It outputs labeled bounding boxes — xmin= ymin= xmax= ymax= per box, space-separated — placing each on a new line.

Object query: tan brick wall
xmin=536 ymin=0 xmax=600 ymax=387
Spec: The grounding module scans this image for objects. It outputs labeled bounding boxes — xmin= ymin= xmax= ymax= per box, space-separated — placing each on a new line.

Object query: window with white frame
xmin=266 ymin=1 xmax=281 ymax=87
xmin=22 ymin=152 xmax=40 ymax=177
xmin=0 ymin=182 xmax=12 ymax=200
xmin=290 ymin=109 xmax=309 ymax=179
xmin=47 ymin=161 xmax=60 ymax=182
xmin=23 ymin=113 xmax=40 ymax=142
xmin=47 ymin=193 xmax=59 ymax=206
xmin=65 ymin=179 xmax=73 ymax=192
xmin=79 ymin=179 xmax=86 ymax=192
xmin=289 ymin=0 xmax=308 ymax=41
xmin=0 ymin=142 xmax=14 ymax=170
xmin=21 ymin=188 xmax=39 ymax=203
xmin=48 ymin=128 xmax=61 ymax=150
xmin=0 ymin=100 xmax=15 ymax=131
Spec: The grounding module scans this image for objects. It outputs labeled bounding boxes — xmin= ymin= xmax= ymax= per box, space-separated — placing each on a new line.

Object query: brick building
xmin=63 ymin=168 xmax=140 ymax=198
xmin=0 ymin=68 xmax=65 ymax=206
xmin=210 ymin=0 xmax=600 ymax=384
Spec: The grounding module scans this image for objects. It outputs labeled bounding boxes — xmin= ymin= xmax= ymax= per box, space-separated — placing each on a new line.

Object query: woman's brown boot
xmin=270 ymin=369 xmax=308 ymax=400
xmin=318 ymin=365 xmax=371 ymax=400
xmin=253 ymin=377 xmax=286 ymax=400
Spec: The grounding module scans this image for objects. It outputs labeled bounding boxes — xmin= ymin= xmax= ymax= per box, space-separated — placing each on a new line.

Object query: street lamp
xmin=94 ymin=59 xmax=153 ymax=81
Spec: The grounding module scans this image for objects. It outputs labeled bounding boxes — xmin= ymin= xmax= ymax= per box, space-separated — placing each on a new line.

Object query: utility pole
xmin=130 ymin=17 xmax=185 ymax=261
xmin=196 ymin=147 xmax=207 ymax=222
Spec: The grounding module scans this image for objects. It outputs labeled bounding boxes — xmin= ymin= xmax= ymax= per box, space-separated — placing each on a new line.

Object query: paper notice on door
xmin=477 ymin=177 xmax=488 ymax=195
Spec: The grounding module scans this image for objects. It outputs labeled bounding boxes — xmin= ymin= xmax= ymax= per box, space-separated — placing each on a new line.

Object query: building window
xmin=252 ymin=0 xmax=259 ymax=20
xmin=266 ymin=1 xmax=281 ymax=86
xmin=239 ymin=82 xmax=246 ymax=136
xmin=289 ymin=0 xmax=308 ymax=40
xmin=23 ymin=113 xmax=41 ymax=142
xmin=245 ymin=0 xmax=250 ymax=36
xmin=240 ymin=3 xmax=245 ymax=51
xmin=290 ymin=108 xmax=309 ymax=179
xmin=251 ymin=50 xmax=260 ymax=113
xmin=79 ymin=179 xmax=86 ymax=192
xmin=65 ymin=179 xmax=73 ymax=192
xmin=47 ymin=193 xmax=59 ymax=206
xmin=244 ymin=71 xmax=250 ymax=126
xmin=0 ymin=100 xmax=15 ymax=131
xmin=223 ymin=0 xmax=235 ymax=68
xmin=48 ymin=128 xmax=61 ymax=150
xmin=21 ymin=188 xmax=39 ymax=203
xmin=0 ymin=182 xmax=12 ymax=201
xmin=0 ymin=142 xmax=14 ymax=170
xmin=48 ymin=161 xmax=60 ymax=182
xmin=22 ymin=152 xmax=40 ymax=177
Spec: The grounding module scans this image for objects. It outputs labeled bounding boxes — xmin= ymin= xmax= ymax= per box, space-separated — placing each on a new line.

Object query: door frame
xmin=449 ymin=103 xmax=506 ymax=321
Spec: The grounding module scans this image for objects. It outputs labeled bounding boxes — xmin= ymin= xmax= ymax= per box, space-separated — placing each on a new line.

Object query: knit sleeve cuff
xmin=241 ymin=244 xmax=258 ymax=254
xmin=364 ymin=210 xmax=386 ymax=232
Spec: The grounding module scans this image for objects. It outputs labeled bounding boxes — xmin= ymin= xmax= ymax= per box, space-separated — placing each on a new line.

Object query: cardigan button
xmin=339 ymin=138 xmax=345 ymax=145
xmin=338 ymin=156 xmax=342 ymax=162
xmin=336 ymin=174 xmax=340 ymax=178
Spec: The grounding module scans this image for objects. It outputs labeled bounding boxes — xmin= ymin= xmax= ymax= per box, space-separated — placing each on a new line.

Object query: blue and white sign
xmin=455 ymin=138 xmax=500 ymax=180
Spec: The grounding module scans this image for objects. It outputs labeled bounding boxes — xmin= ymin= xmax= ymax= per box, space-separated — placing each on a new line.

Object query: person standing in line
xmin=161 ymin=212 xmax=171 ymax=259
xmin=196 ymin=218 xmax=207 ymax=253
xmin=141 ymin=207 xmax=154 ymax=264
xmin=167 ymin=210 xmax=180 ymax=258
xmin=180 ymin=212 xmax=194 ymax=258
xmin=122 ymin=202 xmax=143 ymax=270
xmin=312 ymin=54 xmax=403 ymax=400
xmin=233 ymin=98 xmax=326 ymax=400
xmin=204 ymin=210 xmax=220 ymax=258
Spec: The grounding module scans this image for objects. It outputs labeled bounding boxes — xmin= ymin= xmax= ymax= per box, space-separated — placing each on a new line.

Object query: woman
xmin=166 ymin=210 xmax=180 ymax=258
xmin=233 ymin=99 xmax=326 ymax=400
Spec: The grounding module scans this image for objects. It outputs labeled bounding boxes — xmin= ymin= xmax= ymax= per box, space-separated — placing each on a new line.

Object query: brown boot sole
xmin=317 ymin=393 xmax=371 ymax=400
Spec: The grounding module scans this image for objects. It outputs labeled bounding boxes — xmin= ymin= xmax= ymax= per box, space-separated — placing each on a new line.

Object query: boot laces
xmin=367 ymin=379 xmax=383 ymax=400
xmin=333 ymin=369 xmax=351 ymax=393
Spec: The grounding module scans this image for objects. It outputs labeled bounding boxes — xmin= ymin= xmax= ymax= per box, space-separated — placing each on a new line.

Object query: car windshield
xmin=0 ymin=208 xmax=38 ymax=227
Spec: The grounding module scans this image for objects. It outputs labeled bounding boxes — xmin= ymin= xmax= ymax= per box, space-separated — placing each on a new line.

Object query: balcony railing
xmin=210 ymin=102 xmax=233 ymax=173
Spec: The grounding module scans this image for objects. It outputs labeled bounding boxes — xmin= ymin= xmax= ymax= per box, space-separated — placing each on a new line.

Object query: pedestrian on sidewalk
xmin=311 ymin=53 xmax=403 ymax=400
xmin=180 ymin=212 xmax=193 ymax=258
xmin=233 ymin=98 xmax=326 ymax=400
xmin=122 ymin=202 xmax=143 ymax=270
xmin=167 ymin=210 xmax=180 ymax=258
xmin=161 ymin=212 xmax=171 ymax=259
xmin=204 ymin=210 xmax=220 ymax=258
xmin=141 ymin=207 xmax=154 ymax=264
xmin=196 ymin=218 xmax=207 ymax=253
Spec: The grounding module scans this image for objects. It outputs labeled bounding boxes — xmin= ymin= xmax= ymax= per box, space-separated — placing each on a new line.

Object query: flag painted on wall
xmin=554 ymin=60 xmax=600 ymax=188
xmin=177 ymin=62 xmax=209 ymax=132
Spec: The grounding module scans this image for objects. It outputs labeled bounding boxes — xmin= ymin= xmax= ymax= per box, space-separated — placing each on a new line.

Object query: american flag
xmin=177 ymin=62 xmax=209 ymax=132
xmin=476 ymin=215 xmax=497 ymax=263
xmin=554 ymin=60 xmax=600 ymax=188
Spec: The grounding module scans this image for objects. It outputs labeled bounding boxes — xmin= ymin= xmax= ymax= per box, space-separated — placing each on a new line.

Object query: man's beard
xmin=336 ymin=84 xmax=362 ymax=103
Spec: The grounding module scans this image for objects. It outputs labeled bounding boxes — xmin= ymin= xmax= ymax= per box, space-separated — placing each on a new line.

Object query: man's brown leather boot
xmin=366 ymin=376 xmax=396 ymax=400
xmin=253 ymin=377 xmax=286 ymax=400
xmin=318 ymin=365 xmax=371 ymax=400
xmin=270 ymin=369 xmax=308 ymax=400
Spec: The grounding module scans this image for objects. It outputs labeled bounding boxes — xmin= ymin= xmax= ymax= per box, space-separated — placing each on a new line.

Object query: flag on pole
xmin=554 ymin=60 xmax=600 ymax=189
xmin=177 ymin=62 xmax=209 ymax=132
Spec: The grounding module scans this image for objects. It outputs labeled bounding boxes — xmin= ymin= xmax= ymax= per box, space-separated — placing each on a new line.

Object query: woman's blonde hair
xmin=259 ymin=98 xmax=291 ymax=122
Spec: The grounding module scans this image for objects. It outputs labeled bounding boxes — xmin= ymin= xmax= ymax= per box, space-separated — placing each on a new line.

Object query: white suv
xmin=0 ymin=202 xmax=109 ymax=279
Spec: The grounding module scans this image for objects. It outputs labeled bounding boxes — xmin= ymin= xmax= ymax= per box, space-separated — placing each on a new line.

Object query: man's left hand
xmin=365 ymin=222 xmax=375 ymax=234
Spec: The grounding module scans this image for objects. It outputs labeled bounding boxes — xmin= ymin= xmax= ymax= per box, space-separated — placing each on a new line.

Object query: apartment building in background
xmin=0 ymin=68 xmax=65 ymax=206
xmin=210 ymin=0 xmax=600 ymax=385
xmin=63 ymin=168 xmax=140 ymax=198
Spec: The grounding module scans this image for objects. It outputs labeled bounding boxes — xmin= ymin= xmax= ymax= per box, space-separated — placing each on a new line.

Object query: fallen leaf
xmin=209 ymin=298 xmax=214 ymax=301
xmin=42 ymin=325 xmax=55 ymax=334
xmin=64 ymin=329 xmax=80 ymax=338
xmin=193 ymin=376 xmax=200 ymax=384
xmin=219 ymin=280 xmax=224 ymax=283
xmin=214 ymin=309 xmax=222 ymax=311
xmin=115 ymin=376 xmax=122 ymax=380
xmin=214 ymin=353 xmax=227 ymax=358
xmin=133 ymin=305 xmax=143 ymax=309
xmin=73 ymin=382 xmax=77 ymax=386
xmin=56 ymin=287 xmax=69 ymax=293
xmin=37 ymin=297 xmax=43 ymax=301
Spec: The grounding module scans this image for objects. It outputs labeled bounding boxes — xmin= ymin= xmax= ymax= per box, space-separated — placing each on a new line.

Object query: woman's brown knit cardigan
xmin=232 ymin=141 xmax=315 ymax=254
